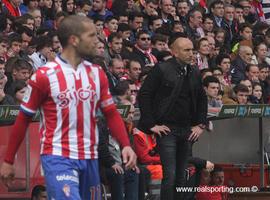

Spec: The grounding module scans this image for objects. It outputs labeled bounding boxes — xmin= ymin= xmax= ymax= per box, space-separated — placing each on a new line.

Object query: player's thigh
xmin=41 ymin=155 xmax=81 ymax=200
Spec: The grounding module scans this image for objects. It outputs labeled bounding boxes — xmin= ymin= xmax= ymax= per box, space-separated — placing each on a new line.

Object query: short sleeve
xmin=20 ymin=68 xmax=49 ymax=116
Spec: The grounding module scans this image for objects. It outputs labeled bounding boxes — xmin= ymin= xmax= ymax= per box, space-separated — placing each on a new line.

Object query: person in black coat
xmin=137 ymin=33 xmax=207 ymax=200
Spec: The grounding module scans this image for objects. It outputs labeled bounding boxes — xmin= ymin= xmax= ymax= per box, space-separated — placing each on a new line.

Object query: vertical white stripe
xmin=81 ymin=67 xmax=91 ymax=158
xmin=40 ymin=108 xmax=46 ymax=154
xmin=65 ymin=70 xmax=78 ymax=159
xmin=47 ymin=68 xmax=63 ymax=156
xmin=92 ymin=67 xmax=100 ymax=159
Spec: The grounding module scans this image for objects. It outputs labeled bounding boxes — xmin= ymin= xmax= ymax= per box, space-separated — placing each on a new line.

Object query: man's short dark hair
xmin=210 ymin=0 xmax=224 ymax=10
xmin=128 ymin=12 xmax=144 ymax=22
xmin=136 ymin=30 xmax=150 ymax=39
xmin=239 ymin=22 xmax=253 ymax=33
xmin=151 ymin=33 xmax=167 ymax=44
xmin=108 ymin=32 xmax=122 ymax=43
xmin=216 ymin=53 xmax=230 ymax=66
xmin=104 ymin=15 xmax=118 ymax=24
xmin=233 ymin=83 xmax=249 ymax=94
xmin=117 ymin=23 xmax=130 ymax=32
xmin=211 ymin=166 xmax=224 ymax=176
xmin=36 ymin=35 xmax=52 ymax=51
xmin=203 ymin=75 xmax=220 ymax=87
xmin=202 ymin=13 xmax=213 ymax=23
xmin=57 ymin=15 xmax=92 ymax=48
xmin=8 ymin=33 xmax=22 ymax=44
xmin=114 ymin=80 xmax=130 ymax=96
xmin=17 ymin=25 xmax=34 ymax=37
xmin=245 ymin=64 xmax=259 ymax=72
xmin=31 ymin=185 xmax=46 ymax=199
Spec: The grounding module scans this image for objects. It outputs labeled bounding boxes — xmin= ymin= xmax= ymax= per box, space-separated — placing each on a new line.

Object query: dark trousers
xmin=105 ymin=168 xmax=139 ymax=200
xmin=157 ymin=127 xmax=192 ymax=200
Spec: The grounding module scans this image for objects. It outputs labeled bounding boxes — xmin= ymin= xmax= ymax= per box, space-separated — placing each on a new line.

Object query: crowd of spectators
xmin=0 ymin=0 xmax=269 ymax=199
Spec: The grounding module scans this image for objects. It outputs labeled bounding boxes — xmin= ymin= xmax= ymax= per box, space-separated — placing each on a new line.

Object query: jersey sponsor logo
xmin=22 ymin=85 xmax=32 ymax=103
xmin=56 ymin=174 xmax=79 ymax=183
xmin=57 ymin=86 xmax=97 ymax=108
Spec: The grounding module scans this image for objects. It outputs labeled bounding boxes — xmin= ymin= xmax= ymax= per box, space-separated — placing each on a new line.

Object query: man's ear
xmin=68 ymin=35 xmax=79 ymax=47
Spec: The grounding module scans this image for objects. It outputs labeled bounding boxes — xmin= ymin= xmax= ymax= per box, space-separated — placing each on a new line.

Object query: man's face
xmin=0 ymin=42 xmax=8 ymax=57
xmin=177 ymin=2 xmax=189 ymax=17
xmin=11 ymin=41 xmax=22 ymax=54
xmin=76 ymin=22 xmax=99 ymax=58
xmin=13 ymin=69 xmax=31 ymax=81
xmin=234 ymin=8 xmax=244 ymax=20
xmin=240 ymin=27 xmax=252 ymax=40
xmin=224 ymin=6 xmax=234 ymax=22
xmin=219 ymin=58 xmax=230 ymax=73
xmin=203 ymin=18 xmax=214 ymax=32
xmin=212 ymin=172 xmax=225 ymax=186
xmin=109 ymin=38 xmax=123 ymax=54
xmin=171 ymin=38 xmax=194 ymax=64
xmin=106 ymin=19 xmax=118 ymax=33
xmin=52 ymin=35 xmax=62 ymax=53
xmin=247 ymin=66 xmax=259 ymax=82
xmin=241 ymin=80 xmax=252 ymax=95
xmin=137 ymin=33 xmax=151 ymax=51
xmin=239 ymin=0 xmax=251 ymax=16
xmin=190 ymin=11 xmax=202 ymax=28
xmin=253 ymin=85 xmax=262 ymax=100
xmin=82 ymin=4 xmax=91 ymax=15
xmin=0 ymin=63 xmax=5 ymax=74
xmin=29 ymin=0 xmax=39 ymax=9
xmin=129 ymin=61 xmax=141 ymax=81
xmin=259 ymin=68 xmax=269 ymax=81
xmin=121 ymin=31 xmax=131 ymax=40
xmin=24 ymin=19 xmax=35 ymax=30
xmin=236 ymin=91 xmax=248 ymax=104
xmin=131 ymin=17 xmax=143 ymax=31
xmin=33 ymin=191 xmax=47 ymax=200
xmin=153 ymin=41 xmax=167 ymax=51
xmin=95 ymin=21 xmax=104 ymax=33
xmin=207 ymin=37 xmax=215 ymax=55
xmin=93 ymin=0 xmax=104 ymax=12
xmin=96 ymin=41 xmax=104 ymax=56
xmin=239 ymin=47 xmax=253 ymax=64
xmin=145 ymin=2 xmax=158 ymax=16
xmin=160 ymin=0 xmax=173 ymax=15
xmin=111 ymin=60 xmax=124 ymax=78
xmin=212 ymin=3 xmax=224 ymax=18
xmin=32 ymin=10 xmax=42 ymax=28
xmin=151 ymin=19 xmax=163 ymax=31
xmin=205 ymin=82 xmax=219 ymax=98
xmin=21 ymin=33 xmax=32 ymax=50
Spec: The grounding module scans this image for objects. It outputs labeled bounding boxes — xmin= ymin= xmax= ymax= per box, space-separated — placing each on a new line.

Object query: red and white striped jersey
xmin=20 ymin=56 xmax=115 ymax=159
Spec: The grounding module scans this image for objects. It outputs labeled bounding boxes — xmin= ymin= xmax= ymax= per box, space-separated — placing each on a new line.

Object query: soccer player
xmin=0 ymin=15 xmax=137 ymax=199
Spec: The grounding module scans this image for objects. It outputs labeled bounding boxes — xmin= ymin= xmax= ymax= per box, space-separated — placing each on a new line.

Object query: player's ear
xmin=69 ymin=35 xmax=79 ymax=47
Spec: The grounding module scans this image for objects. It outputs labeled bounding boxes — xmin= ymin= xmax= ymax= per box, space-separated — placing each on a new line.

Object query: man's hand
xmin=112 ymin=163 xmax=124 ymax=174
xmin=150 ymin=125 xmax=171 ymax=137
xmin=205 ymin=161 xmax=214 ymax=172
xmin=188 ymin=125 xmax=204 ymax=141
xmin=0 ymin=162 xmax=15 ymax=187
xmin=122 ymin=146 xmax=137 ymax=170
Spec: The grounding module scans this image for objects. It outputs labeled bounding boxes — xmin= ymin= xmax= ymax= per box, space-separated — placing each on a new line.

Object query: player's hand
xmin=0 ymin=162 xmax=15 ymax=187
xmin=188 ymin=125 xmax=204 ymax=141
xmin=122 ymin=146 xmax=137 ymax=170
xmin=150 ymin=125 xmax=171 ymax=137
xmin=205 ymin=161 xmax=214 ymax=172
xmin=112 ymin=163 xmax=124 ymax=174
